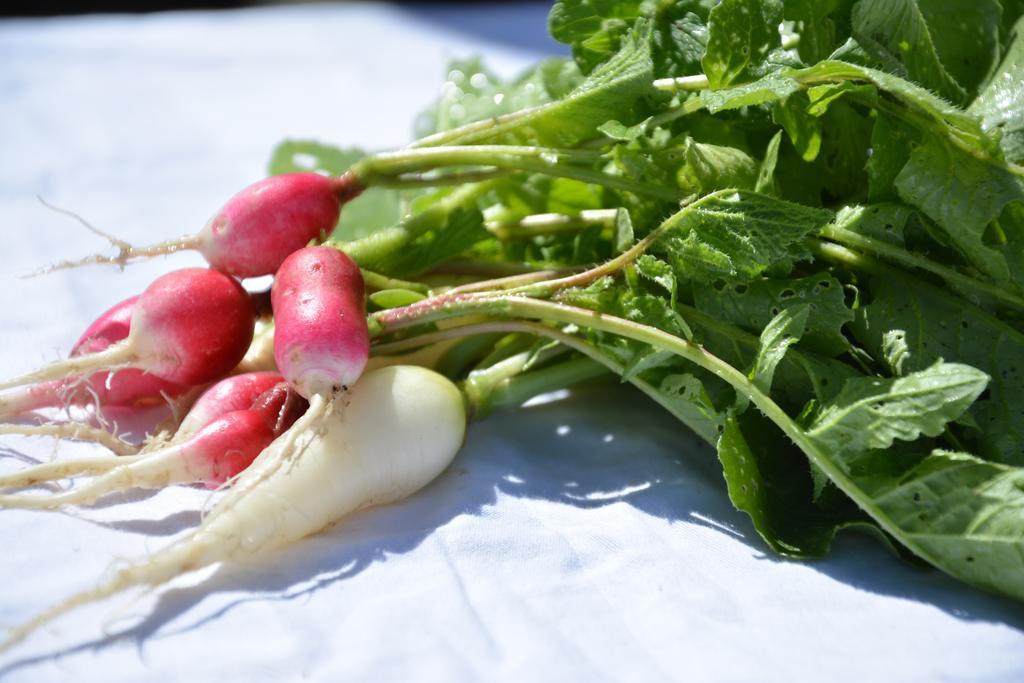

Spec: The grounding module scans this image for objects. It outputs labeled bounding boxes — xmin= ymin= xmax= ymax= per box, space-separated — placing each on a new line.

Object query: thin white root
xmin=0 ymin=344 xmax=137 ymax=393
xmin=0 ymin=455 xmax=129 ymax=489
xmin=0 ymin=423 xmax=137 ymax=456
xmin=25 ymin=200 xmax=198 ymax=277
xmin=0 ymin=443 xmax=197 ymax=508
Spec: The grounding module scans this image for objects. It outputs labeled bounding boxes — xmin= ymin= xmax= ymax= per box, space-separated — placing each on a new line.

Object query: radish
xmin=272 ymin=246 xmax=369 ymax=397
xmin=0 ymin=296 xmax=188 ymax=418
xmin=0 ymin=381 xmax=306 ymax=505
xmin=0 ymin=268 xmax=255 ymax=394
xmin=0 ymin=373 xmax=291 ymax=487
xmin=192 ymin=245 xmax=372 ymax=515
xmin=0 ymin=365 xmax=465 ymax=649
xmin=175 ymin=371 xmax=286 ymax=441
xmin=46 ymin=173 xmax=362 ymax=278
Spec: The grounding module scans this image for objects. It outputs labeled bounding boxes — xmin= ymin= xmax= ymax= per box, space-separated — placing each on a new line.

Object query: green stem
xmin=360 ymin=269 xmax=430 ymax=294
xmin=485 ymin=209 xmax=618 ymax=241
xmin=410 ymin=104 xmax=549 ymax=149
xmin=815 ymin=228 xmax=1024 ymax=311
xmin=368 ymin=169 xmax=511 ymax=189
xmin=444 ymin=268 xmax=582 ymax=296
xmin=474 ymin=356 xmax=609 ymax=416
xmin=351 ymin=145 xmax=683 ymax=202
xmin=371 ymin=318 xmax=722 ymax=441
xmin=653 ymin=75 xmax=710 ymax=92
xmin=499 ymin=190 xmax=706 ymax=298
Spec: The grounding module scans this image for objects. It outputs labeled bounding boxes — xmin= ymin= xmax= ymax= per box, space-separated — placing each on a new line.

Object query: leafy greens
xmin=270 ymin=0 xmax=1024 ymax=603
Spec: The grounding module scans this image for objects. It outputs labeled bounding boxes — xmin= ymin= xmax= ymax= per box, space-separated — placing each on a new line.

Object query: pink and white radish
xmin=0 ymin=295 xmax=189 ymax=419
xmin=0 ymin=381 xmax=306 ymax=506
xmin=272 ymin=245 xmax=369 ymax=397
xmin=0 ymin=372 xmax=290 ymax=486
xmin=47 ymin=173 xmax=362 ymax=278
xmin=1 ymin=365 xmax=465 ymax=649
xmin=0 ymin=268 xmax=255 ymax=395
xmin=175 ymin=371 xmax=286 ymax=441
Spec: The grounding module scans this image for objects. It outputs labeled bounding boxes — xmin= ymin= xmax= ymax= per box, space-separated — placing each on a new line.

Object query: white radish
xmin=0 ymin=365 xmax=466 ymax=650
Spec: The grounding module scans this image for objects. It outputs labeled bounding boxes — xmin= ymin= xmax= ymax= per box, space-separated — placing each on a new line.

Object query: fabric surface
xmin=0 ymin=4 xmax=1023 ymax=681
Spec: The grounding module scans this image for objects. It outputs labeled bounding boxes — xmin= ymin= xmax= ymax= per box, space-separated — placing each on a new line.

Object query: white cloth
xmin=0 ymin=4 xmax=1022 ymax=681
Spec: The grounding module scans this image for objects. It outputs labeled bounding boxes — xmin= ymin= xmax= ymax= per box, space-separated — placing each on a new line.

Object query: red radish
xmin=0 ymin=382 xmax=307 ymax=506
xmin=0 ymin=268 xmax=255 ymax=394
xmin=175 ymin=371 xmax=285 ymax=441
xmin=45 ymin=173 xmax=363 ymax=278
xmin=272 ymin=246 xmax=369 ymax=397
xmin=0 ymin=296 xmax=188 ymax=418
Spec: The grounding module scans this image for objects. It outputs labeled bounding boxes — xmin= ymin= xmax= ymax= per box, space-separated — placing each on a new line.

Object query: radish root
xmin=0 ymin=344 xmax=137 ymax=393
xmin=0 ymin=423 xmax=137 ymax=456
xmin=28 ymin=198 xmax=198 ymax=276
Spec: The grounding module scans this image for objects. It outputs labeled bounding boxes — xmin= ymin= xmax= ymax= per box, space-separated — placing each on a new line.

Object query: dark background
xmin=4 ymin=1 xmax=472 ymax=18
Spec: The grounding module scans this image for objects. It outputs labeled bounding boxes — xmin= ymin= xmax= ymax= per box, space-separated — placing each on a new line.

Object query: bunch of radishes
xmin=0 ymin=173 xmax=467 ymax=649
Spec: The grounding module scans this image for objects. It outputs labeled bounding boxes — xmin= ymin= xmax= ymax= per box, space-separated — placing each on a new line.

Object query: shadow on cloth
xmin=2 ymin=382 xmax=1023 ymax=674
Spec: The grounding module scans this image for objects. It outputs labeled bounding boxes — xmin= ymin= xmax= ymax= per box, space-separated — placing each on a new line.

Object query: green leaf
xmin=881 ymin=329 xmax=910 ymax=376
xmin=755 ymin=131 xmax=783 ymax=195
xmin=916 ymin=0 xmax=1002 ymax=98
xmin=702 ymin=0 xmax=784 ymax=89
xmin=678 ymin=139 xmax=759 ymax=194
xmin=830 ymin=203 xmax=913 ymax=247
xmin=548 ymin=0 xmax=712 ymax=78
xmin=749 ymin=305 xmax=809 ymax=394
xmin=850 ymin=0 xmax=966 ymax=104
xmin=806 ymin=361 xmax=988 ymax=459
xmin=653 ymin=191 xmax=834 ymax=285
xmin=613 ymin=208 xmax=635 ymax=253
xmin=773 ymin=92 xmax=822 ymax=162
xmin=851 ymin=449 xmax=1024 ymax=602
xmin=865 ymin=112 xmax=918 ymax=203
xmin=816 ymin=99 xmax=873 ymax=200
xmin=851 ymin=271 xmax=1024 ymax=466
xmin=416 ymin=58 xmax=570 ymax=139
xmin=970 ymin=16 xmax=1024 ymax=165
xmin=651 ymin=3 xmax=711 ymax=79
xmin=434 ymin=19 xmax=657 ymax=148
xmin=783 ymin=0 xmax=855 ymax=65
xmin=700 ymin=73 xmax=800 ymax=113
xmin=692 ymin=273 xmax=853 ymax=357
xmin=267 ymin=141 xmax=402 ymax=240
xmin=598 ymin=118 xmax=650 ymax=141
xmin=657 ymin=372 xmax=725 ymax=443
xmin=717 ymin=411 xmax=855 ymax=557
xmin=372 ymin=205 xmax=488 ymax=278
xmin=894 ymin=136 xmax=1024 ymax=286
xmin=634 ymin=254 xmax=677 ymax=307
xmin=685 ymin=303 xmax=859 ymax=409
xmin=792 ymin=61 xmax=996 ymax=153
xmin=548 ymin=0 xmax=646 ymax=75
